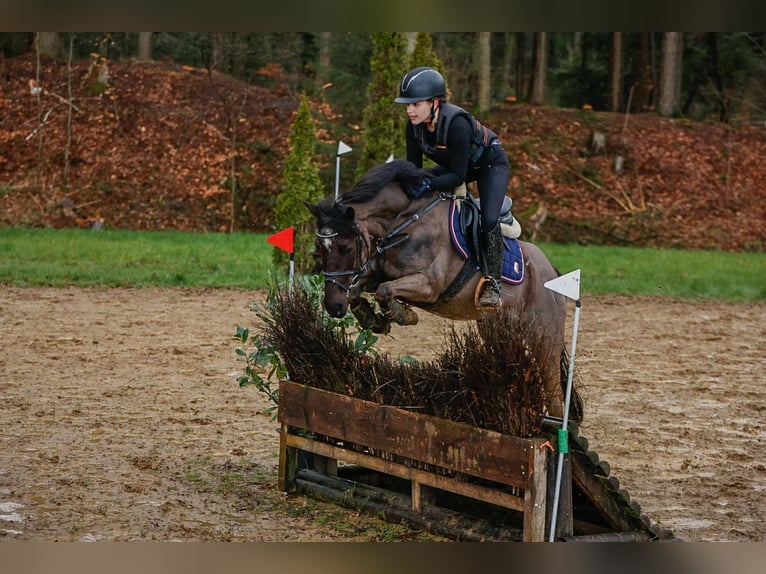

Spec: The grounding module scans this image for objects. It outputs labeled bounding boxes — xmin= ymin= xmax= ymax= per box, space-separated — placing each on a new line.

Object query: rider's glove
xmin=412 ymin=177 xmax=432 ymax=199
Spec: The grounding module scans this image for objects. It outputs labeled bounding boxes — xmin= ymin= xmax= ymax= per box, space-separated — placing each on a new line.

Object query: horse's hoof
xmin=383 ymin=300 xmax=419 ymax=326
xmin=403 ymin=309 xmax=419 ymax=325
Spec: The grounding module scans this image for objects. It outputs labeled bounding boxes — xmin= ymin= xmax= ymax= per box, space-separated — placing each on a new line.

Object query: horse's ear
xmin=304 ymin=200 xmax=319 ymax=217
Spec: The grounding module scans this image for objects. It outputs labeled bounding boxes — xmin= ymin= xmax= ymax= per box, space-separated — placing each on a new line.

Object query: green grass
xmin=0 ymin=227 xmax=274 ymax=289
xmin=1 ymin=228 xmax=764 ymax=302
xmin=544 ymin=243 xmax=766 ymax=302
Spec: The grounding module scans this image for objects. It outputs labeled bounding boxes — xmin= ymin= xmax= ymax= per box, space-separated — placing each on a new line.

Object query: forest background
xmin=1 ymin=32 xmax=765 ymax=257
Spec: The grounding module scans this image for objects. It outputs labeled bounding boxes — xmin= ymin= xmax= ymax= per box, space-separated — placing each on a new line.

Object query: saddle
xmin=454 ymin=184 xmax=521 ymax=260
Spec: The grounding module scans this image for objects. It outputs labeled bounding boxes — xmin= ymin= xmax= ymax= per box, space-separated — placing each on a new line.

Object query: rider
xmin=394 ymin=66 xmax=511 ymax=309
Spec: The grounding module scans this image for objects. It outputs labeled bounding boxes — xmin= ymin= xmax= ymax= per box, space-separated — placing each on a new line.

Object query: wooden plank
xmin=296 ymin=469 xmax=524 ymax=542
xmin=411 ymin=481 xmax=422 ymax=513
xmin=564 ymin=531 xmax=654 ymax=543
xmin=278 ymin=422 xmax=296 ymax=492
xmin=570 ymin=451 xmax=633 ymax=532
xmin=279 ymin=380 xmax=536 ymax=489
xmin=285 ymin=432 xmax=527 ymax=513
xmin=522 ymin=439 xmax=548 ymax=542
xmin=546 ymin=451 xmax=574 ymax=540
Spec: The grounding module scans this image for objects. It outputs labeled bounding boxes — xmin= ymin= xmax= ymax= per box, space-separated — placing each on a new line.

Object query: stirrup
xmin=474 ymin=276 xmax=503 ymax=310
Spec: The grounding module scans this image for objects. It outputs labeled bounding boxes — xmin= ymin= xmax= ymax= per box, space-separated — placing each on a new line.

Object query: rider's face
xmin=406 ymin=99 xmax=435 ymax=126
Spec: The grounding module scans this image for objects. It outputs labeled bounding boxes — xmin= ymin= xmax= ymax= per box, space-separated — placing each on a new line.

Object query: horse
xmin=306 ymin=160 xmax=573 ymax=420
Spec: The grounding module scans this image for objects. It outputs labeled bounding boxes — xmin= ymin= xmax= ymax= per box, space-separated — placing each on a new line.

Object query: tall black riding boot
xmin=477 ymin=224 xmax=504 ymax=309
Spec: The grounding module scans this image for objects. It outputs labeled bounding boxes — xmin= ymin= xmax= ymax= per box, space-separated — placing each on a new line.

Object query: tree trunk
xmin=514 ymin=33 xmax=526 ymax=100
xmin=577 ymin=33 xmax=590 ymax=107
xmin=406 ymin=32 xmax=417 ymax=53
xmin=208 ymin=33 xmax=223 ymax=70
xmin=36 ymin=32 xmax=62 ymax=59
xmin=657 ymin=32 xmax=683 ymax=117
xmin=477 ymin=32 xmax=491 ymax=113
xmin=631 ymin=33 xmax=655 ymax=113
xmin=608 ymin=32 xmax=624 ymax=112
xmin=137 ymin=32 xmax=152 ymax=61
xmin=529 ymin=32 xmax=547 ymax=105
xmin=706 ymin=33 xmax=729 ymax=122
xmin=319 ymin=32 xmax=332 ymax=68
xmin=500 ymin=33 xmax=514 ymax=99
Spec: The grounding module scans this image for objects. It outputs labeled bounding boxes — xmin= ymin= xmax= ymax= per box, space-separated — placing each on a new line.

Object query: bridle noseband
xmin=316 ymin=224 xmax=371 ymax=293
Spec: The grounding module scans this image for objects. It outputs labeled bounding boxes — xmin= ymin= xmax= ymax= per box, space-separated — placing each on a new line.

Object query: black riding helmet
xmin=394 ymin=66 xmax=446 ymax=104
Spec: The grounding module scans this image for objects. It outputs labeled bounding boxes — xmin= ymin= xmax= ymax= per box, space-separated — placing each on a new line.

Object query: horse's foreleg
xmin=349 ymin=297 xmax=391 ymax=334
xmin=382 ymin=299 xmax=419 ymax=325
xmin=375 ymin=275 xmax=440 ymax=326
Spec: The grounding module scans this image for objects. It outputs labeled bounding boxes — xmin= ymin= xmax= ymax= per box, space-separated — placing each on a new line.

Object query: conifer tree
xmin=274 ymin=95 xmax=325 ymax=275
xmin=355 ymin=33 xmax=408 ymax=179
xmin=408 ymin=32 xmax=448 ymax=95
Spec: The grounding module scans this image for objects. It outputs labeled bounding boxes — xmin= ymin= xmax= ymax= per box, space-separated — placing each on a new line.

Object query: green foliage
xmin=242 ymin=276 xmax=560 ymax=437
xmin=234 ymin=274 xmax=379 ymax=418
xmin=408 ymin=32 xmax=448 ymax=96
xmin=274 ymin=95 xmax=325 ymax=275
xmin=323 ymin=33 xmax=373 ymax=126
xmin=548 ymin=33 xmax=611 ymax=110
xmin=355 ymin=33 xmax=408 ymax=178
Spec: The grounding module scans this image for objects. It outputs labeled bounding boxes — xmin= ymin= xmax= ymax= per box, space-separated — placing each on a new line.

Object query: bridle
xmin=317 ymin=193 xmax=451 ymax=294
xmin=316 ymin=221 xmax=372 ymax=293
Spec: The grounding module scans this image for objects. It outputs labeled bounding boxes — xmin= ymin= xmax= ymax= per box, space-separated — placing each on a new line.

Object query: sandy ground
xmin=1 ymin=287 xmax=764 ymax=542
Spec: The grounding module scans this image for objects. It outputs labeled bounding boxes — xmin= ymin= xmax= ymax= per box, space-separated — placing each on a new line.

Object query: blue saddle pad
xmin=448 ymin=200 xmax=525 ymax=284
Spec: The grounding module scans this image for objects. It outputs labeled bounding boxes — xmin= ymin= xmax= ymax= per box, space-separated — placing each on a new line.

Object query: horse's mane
xmin=341 ymin=160 xmax=423 ymax=204
xmin=313 ymin=160 xmax=424 ymax=236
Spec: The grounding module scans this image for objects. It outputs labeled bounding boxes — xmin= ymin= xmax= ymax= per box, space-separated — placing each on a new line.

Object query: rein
xmin=375 ymin=192 xmax=451 ymax=254
xmin=318 ymin=192 xmax=454 ymax=293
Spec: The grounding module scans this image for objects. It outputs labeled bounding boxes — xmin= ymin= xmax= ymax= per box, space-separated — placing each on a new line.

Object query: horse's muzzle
xmin=324 ymin=299 xmax=348 ymax=318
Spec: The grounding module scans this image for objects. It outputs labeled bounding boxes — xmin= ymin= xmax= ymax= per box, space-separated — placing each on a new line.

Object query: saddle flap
xmin=449 ymin=199 xmax=524 ymax=284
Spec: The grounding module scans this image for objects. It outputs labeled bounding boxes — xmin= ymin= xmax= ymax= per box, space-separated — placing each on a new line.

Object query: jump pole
xmin=334 ymin=141 xmax=352 ymax=200
xmin=543 ymin=268 xmax=582 ymax=542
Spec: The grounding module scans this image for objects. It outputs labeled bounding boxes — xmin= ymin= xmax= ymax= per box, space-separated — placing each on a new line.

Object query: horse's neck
xmin=353 ymin=188 xmax=412 ymax=237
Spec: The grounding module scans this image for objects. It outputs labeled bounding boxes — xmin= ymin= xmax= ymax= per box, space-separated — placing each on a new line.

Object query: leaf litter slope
xmin=1 ymin=54 xmax=765 ymax=251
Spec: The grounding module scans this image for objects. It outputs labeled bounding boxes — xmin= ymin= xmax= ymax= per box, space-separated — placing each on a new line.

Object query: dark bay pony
xmin=307 ymin=160 xmax=570 ymax=418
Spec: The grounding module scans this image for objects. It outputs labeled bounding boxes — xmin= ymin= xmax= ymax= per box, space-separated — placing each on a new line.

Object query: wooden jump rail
xmin=277 ymin=380 xmax=675 ymax=542
xmin=278 ymin=380 xmax=549 ymax=541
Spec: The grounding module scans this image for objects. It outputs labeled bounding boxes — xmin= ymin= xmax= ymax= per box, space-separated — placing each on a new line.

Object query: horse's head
xmin=305 ymin=199 xmax=368 ymax=318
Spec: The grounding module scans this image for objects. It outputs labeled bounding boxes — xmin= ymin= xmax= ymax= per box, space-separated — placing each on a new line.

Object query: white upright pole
xmin=334 ymin=155 xmax=341 ymax=200
xmin=543 ymin=269 xmax=582 ymax=542
xmin=288 ymin=253 xmax=294 ymax=294
xmin=334 ymin=141 xmax=352 ymax=200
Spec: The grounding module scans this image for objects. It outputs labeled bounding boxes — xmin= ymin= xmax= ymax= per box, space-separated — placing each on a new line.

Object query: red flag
xmin=267 ymin=226 xmax=294 ymax=254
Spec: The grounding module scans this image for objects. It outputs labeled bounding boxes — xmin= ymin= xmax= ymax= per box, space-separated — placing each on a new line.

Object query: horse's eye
xmin=338 ymin=244 xmax=353 ymax=257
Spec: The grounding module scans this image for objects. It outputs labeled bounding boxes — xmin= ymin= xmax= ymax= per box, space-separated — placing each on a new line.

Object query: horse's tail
xmin=560 ymin=347 xmax=584 ymax=423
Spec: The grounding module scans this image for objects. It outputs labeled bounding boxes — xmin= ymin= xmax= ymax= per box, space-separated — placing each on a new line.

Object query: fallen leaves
xmin=1 ymin=53 xmax=764 ymax=251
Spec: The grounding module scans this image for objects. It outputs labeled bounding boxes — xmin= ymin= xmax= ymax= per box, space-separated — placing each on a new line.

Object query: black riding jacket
xmin=405 ymin=102 xmax=500 ymax=191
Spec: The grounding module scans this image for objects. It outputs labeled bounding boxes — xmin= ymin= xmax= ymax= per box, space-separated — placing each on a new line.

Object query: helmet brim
xmin=395 ymin=96 xmax=443 ymax=104
xmin=394 ymin=96 xmax=424 ymax=104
